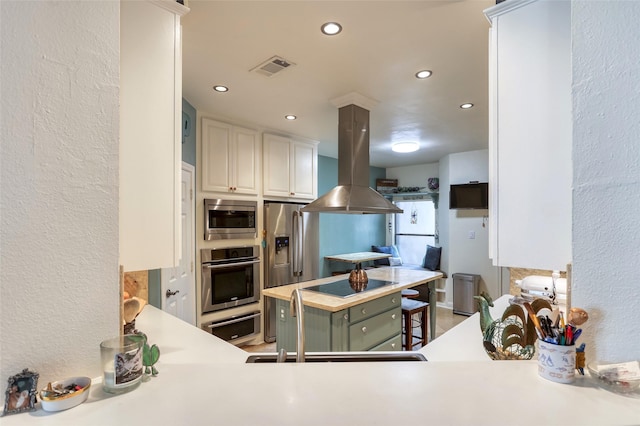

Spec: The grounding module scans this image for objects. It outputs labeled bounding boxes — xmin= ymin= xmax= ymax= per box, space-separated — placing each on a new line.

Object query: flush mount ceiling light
xmin=321 ymin=22 xmax=342 ymax=35
xmin=285 ymin=115 xmax=297 ymax=120
xmin=460 ymin=103 xmax=474 ymax=109
xmin=392 ymin=142 xmax=420 ymax=153
xmin=213 ymin=85 xmax=229 ymax=92
xmin=415 ymin=70 xmax=432 ymax=79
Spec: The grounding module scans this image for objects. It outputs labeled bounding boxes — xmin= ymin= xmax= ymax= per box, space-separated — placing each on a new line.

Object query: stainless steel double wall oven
xmin=200 ymin=245 xmax=260 ymax=314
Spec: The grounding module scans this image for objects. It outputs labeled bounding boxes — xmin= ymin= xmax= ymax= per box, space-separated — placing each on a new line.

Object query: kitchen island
xmin=3 ymin=296 xmax=638 ymax=425
xmin=263 ymin=267 xmax=442 ymax=347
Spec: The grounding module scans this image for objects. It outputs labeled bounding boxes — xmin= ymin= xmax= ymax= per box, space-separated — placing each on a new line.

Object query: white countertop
xmin=5 ymin=296 xmax=639 ymax=425
xmin=262 ymin=267 xmax=442 ymax=311
xmin=324 ymin=251 xmax=392 ymax=263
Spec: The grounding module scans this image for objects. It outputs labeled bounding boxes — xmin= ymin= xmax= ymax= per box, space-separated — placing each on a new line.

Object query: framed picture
xmin=2 ymin=369 xmax=39 ymax=416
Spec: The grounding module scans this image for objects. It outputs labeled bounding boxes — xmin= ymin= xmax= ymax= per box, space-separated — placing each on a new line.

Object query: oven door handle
xmin=206 ymin=312 xmax=261 ymax=328
xmin=204 ymin=259 xmax=260 ymax=270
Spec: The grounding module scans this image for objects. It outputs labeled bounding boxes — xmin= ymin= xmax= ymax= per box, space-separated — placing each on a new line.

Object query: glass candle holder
xmin=100 ymin=335 xmax=144 ymax=394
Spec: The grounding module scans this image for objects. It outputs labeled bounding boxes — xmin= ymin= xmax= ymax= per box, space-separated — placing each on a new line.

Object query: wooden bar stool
xmin=401 ymin=298 xmax=429 ymax=351
xmin=401 ymin=288 xmax=419 ymax=299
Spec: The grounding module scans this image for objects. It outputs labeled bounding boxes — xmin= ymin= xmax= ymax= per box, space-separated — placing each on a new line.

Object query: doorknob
xmin=166 ymin=289 xmax=180 ymax=297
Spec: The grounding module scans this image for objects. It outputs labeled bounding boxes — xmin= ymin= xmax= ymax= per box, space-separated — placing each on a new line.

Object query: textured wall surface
xmin=0 ymin=2 xmax=120 ymax=385
xmin=572 ymin=1 xmax=640 ymax=361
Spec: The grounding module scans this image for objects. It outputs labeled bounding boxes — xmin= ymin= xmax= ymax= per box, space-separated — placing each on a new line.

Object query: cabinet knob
xmin=391 ymin=314 xmax=397 ymax=320
xmin=343 ymin=314 xmax=349 ymax=320
xmin=391 ymin=298 xmax=397 ymax=304
xmin=391 ymin=343 xmax=396 ymax=349
xmin=361 ymin=326 xmax=367 ymax=334
xmin=290 ymin=192 xmax=295 ymax=196
xmin=361 ymin=308 xmax=366 ymax=315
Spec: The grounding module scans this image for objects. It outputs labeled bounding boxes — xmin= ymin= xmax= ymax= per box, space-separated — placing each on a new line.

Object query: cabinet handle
xmin=391 ymin=314 xmax=396 ymax=320
xmin=391 ymin=343 xmax=396 ymax=349
xmin=290 ymin=192 xmax=295 ymax=196
xmin=361 ymin=326 xmax=367 ymax=334
xmin=391 ymin=298 xmax=397 ymax=304
xmin=361 ymin=308 xmax=366 ymax=315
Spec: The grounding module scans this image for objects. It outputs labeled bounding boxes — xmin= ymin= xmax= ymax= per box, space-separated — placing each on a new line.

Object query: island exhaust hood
xmin=301 ymin=104 xmax=402 ymax=214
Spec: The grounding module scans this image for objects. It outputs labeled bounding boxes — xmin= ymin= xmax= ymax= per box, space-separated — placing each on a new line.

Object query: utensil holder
xmin=538 ymin=340 xmax=575 ymax=384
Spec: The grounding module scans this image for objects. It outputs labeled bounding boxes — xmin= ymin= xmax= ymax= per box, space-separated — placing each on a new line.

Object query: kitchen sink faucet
xmin=290 ymin=288 xmax=305 ymax=363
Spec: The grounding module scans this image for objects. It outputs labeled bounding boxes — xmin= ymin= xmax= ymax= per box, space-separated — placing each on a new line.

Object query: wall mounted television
xmin=449 ymin=182 xmax=489 ymax=209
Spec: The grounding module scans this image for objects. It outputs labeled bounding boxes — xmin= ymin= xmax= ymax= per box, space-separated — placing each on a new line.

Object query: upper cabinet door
xmin=485 ymin=0 xmax=571 ymax=271
xmin=232 ymin=126 xmax=260 ymax=195
xmin=263 ymin=134 xmax=318 ymax=200
xmin=201 ymin=118 xmax=259 ymax=195
xmin=291 ymin=141 xmax=317 ymax=200
xmin=202 ymin=119 xmax=233 ymax=193
xmin=120 ymin=0 xmax=188 ymax=272
xmin=263 ymin=134 xmax=293 ymax=197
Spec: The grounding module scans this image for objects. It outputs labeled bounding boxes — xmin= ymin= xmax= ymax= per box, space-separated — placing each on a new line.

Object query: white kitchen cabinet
xmin=201 ymin=118 xmax=259 ymax=195
xmin=120 ymin=0 xmax=188 ymax=271
xmin=263 ymin=133 xmax=318 ymax=200
xmin=485 ymin=0 xmax=571 ymax=271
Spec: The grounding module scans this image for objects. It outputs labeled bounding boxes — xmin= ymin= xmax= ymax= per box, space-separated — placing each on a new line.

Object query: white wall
xmin=440 ymin=150 xmax=500 ymax=306
xmin=0 ymin=2 xmax=120 ymax=385
xmin=572 ymin=1 xmax=640 ymax=361
xmin=386 ymin=162 xmax=439 ymax=188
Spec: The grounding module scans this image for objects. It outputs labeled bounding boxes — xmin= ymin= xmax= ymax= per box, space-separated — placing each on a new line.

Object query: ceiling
xmin=182 ymin=0 xmax=493 ymax=168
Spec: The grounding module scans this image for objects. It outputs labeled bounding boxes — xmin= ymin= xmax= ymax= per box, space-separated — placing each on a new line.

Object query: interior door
xmin=161 ymin=162 xmax=196 ymax=325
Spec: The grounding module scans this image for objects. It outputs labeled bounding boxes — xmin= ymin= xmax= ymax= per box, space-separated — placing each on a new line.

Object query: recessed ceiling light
xmin=460 ymin=103 xmax=474 ymax=109
xmin=415 ymin=70 xmax=432 ymax=79
xmin=285 ymin=115 xmax=297 ymax=120
xmin=213 ymin=85 xmax=228 ymax=92
xmin=392 ymin=142 xmax=420 ymax=153
xmin=321 ymin=22 xmax=342 ymax=36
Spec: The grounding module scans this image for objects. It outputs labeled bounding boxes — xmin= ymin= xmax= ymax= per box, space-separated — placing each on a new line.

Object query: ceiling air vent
xmin=250 ymin=56 xmax=296 ymax=77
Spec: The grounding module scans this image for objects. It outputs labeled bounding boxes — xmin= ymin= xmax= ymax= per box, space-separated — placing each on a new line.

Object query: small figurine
xmin=576 ymin=343 xmax=586 ymax=375
xmin=568 ymin=307 xmax=589 ymax=326
xmin=130 ymin=332 xmax=161 ymax=377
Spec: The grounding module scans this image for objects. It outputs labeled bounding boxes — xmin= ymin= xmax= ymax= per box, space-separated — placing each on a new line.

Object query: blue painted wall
xmin=182 ymin=98 xmax=196 ymax=167
xmin=317 ymin=155 xmax=387 ymax=277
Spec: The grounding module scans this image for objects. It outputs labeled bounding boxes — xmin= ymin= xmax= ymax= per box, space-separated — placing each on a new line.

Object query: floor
xmin=241 ymin=305 xmax=467 ymax=353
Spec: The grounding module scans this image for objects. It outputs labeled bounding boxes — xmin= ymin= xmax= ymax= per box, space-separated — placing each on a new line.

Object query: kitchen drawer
xmin=348 ymin=292 xmax=401 ymax=323
xmin=369 ymin=333 xmax=402 ymax=352
xmin=349 ymin=307 xmax=401 ymax=351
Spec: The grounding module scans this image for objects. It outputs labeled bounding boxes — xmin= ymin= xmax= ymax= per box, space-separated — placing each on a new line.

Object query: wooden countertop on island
xmin=262 ymin=267 xmax=442 ymax=312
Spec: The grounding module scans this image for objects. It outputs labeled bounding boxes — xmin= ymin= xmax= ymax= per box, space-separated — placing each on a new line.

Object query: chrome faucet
xmin=290 ymin=288 xmax=305 ymax=363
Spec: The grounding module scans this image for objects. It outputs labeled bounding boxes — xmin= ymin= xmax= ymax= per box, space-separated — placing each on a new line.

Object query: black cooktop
xmin=303 ymin=279 xmax=397 ymax=298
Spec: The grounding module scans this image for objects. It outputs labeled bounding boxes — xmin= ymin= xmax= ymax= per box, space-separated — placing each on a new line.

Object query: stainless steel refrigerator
xmin=263 ymin=201 xmax=319 ymax=343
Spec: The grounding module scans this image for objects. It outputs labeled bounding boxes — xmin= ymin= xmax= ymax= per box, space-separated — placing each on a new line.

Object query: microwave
xmin=204 ymin=199 xmax=257 ymax=240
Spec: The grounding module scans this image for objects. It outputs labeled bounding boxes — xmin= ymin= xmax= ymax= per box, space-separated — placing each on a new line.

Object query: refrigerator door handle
xmin=297 ymin=211 xmax=304 ymax=276
xmin=292 ymin=211 xmax=303 ymax=277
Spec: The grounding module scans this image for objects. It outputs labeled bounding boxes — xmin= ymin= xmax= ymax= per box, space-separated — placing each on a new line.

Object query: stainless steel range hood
xmin=301 ymin=104 xmax=402 ymax=214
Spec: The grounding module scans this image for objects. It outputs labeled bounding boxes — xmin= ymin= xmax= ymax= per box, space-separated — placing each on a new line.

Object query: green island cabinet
xmin=276 ymin=292 xmax=402 ymax=352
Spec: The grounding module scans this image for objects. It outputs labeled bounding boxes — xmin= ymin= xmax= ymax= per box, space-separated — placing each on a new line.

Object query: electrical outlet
xmin=468 ymin=231 xmax=476 ymax=239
